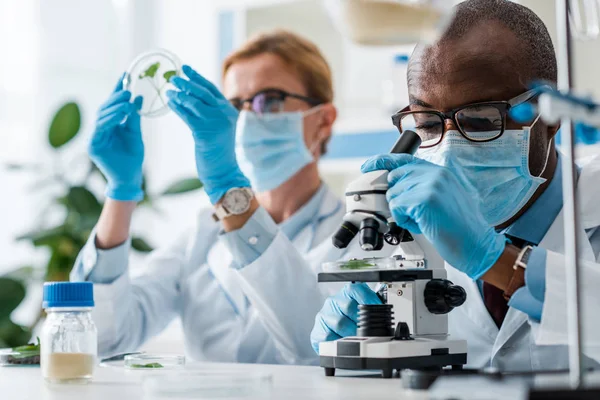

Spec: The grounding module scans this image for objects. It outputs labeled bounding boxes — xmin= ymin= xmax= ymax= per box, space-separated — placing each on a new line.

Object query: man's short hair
xmin=440 ymin=0 xmax=557 ymax=84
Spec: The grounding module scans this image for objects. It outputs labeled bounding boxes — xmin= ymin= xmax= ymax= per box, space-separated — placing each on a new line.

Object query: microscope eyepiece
xmin=389 ymin=129 xmax=422 ymax=155
xmin=332 ymin=222 xmax=359 ymax=249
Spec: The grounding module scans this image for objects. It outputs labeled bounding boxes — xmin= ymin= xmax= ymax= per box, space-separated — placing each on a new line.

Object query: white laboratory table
xmin=0 ymin=362 xmax=427 ymax=400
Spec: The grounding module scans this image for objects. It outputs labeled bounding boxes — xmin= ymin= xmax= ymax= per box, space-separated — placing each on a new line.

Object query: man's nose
xmin=444 ymin=118 xmax=458 ymax=132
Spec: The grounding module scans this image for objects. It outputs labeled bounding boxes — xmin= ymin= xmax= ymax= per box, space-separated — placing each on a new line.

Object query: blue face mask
xmin=235 ymin=108 xmax=321 ymax=192
xmin=416 ymin=118 xmax=550 ymax=227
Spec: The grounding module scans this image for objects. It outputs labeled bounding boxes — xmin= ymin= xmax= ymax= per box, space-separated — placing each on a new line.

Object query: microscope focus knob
xmin=424 ymin=279 xmax=467 ymax=315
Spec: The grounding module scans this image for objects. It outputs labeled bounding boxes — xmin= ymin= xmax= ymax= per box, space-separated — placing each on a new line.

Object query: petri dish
xmin=123 ymin=49 xmax=181 ymax=118
xmin=124 ymin=354 xmax=185 ymax=370
xmin=142 ymin=370 xmax=273 ymax=398
xmin=0 ymin=348 xmax=40 ymax=367
xmin=322 ymin=257 xmax=396 ymax=272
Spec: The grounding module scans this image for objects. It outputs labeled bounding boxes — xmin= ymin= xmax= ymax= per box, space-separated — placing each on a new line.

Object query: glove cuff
xmin=105 ymin=183 xmax=144 ymax=202
xmin=469 ymin=232 xmax=509 ymax=280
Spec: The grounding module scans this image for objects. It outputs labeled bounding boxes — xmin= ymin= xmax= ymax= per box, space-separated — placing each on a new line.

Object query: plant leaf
xmin=160 ymin=178 xmax=203 ymax=196
xmin=139 ymin=62 xmax=160 ymax=79
xmin=66 ymin=186 xmax=102 ymax=216
xmin=0 ymin=278 xmax=26 ymax=319
xmin=163 ymin=70 xmax=177 ymax=82
xmin=45 ymin=250 xmax=77 ymax=281
xmin=0 ymin=319 xmax=31 ymax=348
xmin=17 ymin=225 xmax=66 ymax=247
xmin=131 ymin=237 xmax=153 ymax=253
xmin=5 ymin=266 xmax=38 ymax=283
xmin=48 ymin=102 xmax=81 ymax=148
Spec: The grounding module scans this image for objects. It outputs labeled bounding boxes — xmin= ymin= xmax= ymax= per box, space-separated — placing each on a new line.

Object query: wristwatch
xmin=503 ymin=245 xmax=534 ymax=301
xmin=212 ymin=187 xmax=254 ymax=221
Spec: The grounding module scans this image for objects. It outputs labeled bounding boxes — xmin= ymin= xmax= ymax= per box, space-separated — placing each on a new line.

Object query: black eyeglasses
xmin=229 ymin=88 xmax=322 ymax=114
xmin=391 ymin=87 xmax=549 ymax=148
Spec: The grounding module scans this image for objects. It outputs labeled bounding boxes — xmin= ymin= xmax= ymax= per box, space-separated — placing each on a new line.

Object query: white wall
xmin=519 ymin=0 xmax=600 ymax=98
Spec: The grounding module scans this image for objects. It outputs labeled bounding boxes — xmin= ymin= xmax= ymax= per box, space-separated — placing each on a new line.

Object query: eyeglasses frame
xmin=230 ymin=88 xmax=322 ymax=113
xmin=391 ymin=86 xmax=550 ymax=148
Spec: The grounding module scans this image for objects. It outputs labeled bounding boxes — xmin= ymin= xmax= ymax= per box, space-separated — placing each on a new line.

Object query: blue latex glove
xmin=166 ymin=65 xmax=250 ymax=204
xmin=310 ymin=283 xmax=382 ymax=353
xmin=557 ymin=123 xmax=600 ymax=145
xmin=510 ymin=103 xmax=600 ymax=145
xmin=361 ymin=154 xmax=507 ymax=279
xmin=89 ymin=75 xmax=144 ymax=201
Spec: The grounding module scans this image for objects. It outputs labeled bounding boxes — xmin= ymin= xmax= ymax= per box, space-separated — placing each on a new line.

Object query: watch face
xmin=223 ymin=189 xmax=251 ymax=214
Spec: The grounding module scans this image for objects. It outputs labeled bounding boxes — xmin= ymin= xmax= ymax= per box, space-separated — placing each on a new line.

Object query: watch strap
xmin=502 ymin=245 xmax=534 ymax=301
xmin=211 ymin=187 xmax=253 ymax=221
xmin=212 ymin=203 xmax=230 ymax=221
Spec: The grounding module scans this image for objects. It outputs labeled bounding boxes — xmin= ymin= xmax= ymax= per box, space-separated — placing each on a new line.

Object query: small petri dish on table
xmin=123 ymin=49 xmax=181 ymax=118
xmin=0 ymin=349 xmax=40 ymax=367
xmin=124 ymin=354 xmax=185 ymax=370
xmin=142 ymin=370 xmax=273 ymax=398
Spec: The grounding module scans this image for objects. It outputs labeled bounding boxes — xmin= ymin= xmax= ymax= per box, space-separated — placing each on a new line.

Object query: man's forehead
xmin=408 ymin=56 xmax=522 ymax=109
xmin=408 ymin=20 xmax=526 ymax=110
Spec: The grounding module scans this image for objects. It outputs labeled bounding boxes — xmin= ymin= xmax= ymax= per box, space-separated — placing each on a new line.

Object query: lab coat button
xmin=84 ymin=251 xmax=96 ymax=267
xmin=248 ymin=236 xmax=258 ymax=245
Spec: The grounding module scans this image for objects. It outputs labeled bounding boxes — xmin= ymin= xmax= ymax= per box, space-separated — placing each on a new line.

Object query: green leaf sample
xmin=48 ymin=102 xmax=81 ymax=148
xmin=340 ymin=260 xmax=375 ymax=270
xmin=12 ymin=337 xmax=41 ymax=359
xmin=139 ymin=62 xmax=160 ymax=79
xmin=130 ymin=362 xmax=163 ymax=368
xmin=163 ymin=70 xmax=177 ymax=81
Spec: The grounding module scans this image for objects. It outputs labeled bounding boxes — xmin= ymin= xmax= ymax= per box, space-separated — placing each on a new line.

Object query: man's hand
xmin=310 ymin=283 xmax=382 ymax=354
xmin=167 ymin=65 xmax=250 ymax=204
xmin=361 ymin=154 xmax=507 ymax=280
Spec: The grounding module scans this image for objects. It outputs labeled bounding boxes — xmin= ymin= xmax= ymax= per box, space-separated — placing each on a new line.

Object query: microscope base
xmin=319 ymin=336 xmax=468 ymax=378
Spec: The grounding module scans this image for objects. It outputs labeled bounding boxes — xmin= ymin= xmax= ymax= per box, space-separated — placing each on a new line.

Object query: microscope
xmin=318 ymin=130 xmax=468 ymax=378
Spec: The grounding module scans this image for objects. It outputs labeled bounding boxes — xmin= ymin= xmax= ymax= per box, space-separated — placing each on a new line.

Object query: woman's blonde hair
xmin=222 ymin=29 xmax=334 ymax=104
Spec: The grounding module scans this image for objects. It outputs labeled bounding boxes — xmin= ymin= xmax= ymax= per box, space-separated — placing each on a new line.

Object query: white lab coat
xmin=90 ymin=187 xmax=346 ymax=365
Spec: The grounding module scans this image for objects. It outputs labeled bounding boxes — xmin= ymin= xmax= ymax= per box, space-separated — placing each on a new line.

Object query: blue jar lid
xmin=42 ymin=282 xmax=94 ymax=308
xmin=394 ymin=54 xmax=410 ymax=63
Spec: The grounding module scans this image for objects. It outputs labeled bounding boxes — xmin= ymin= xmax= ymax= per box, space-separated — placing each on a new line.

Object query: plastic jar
xmin=40 ymin=282 xmax=97 ymax=384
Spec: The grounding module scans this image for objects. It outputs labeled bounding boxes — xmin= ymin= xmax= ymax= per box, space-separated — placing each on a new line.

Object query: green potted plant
xmin=1 ymin=101 xmax=202 ymax=348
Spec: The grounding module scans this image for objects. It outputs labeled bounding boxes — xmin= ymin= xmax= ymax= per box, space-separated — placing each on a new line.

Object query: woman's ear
xmin=314 ymin=103 xmax=337 ymax=157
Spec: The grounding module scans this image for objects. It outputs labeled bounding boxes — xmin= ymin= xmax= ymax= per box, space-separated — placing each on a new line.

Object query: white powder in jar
xmin=41 ymin=353 xmax=95 ymax=382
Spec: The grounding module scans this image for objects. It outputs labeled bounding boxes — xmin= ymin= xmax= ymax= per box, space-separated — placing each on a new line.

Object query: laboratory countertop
xmin=0 ymin=361 xmax=427 ymax=400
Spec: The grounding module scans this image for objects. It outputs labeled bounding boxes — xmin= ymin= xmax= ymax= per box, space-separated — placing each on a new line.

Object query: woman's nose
xmin=241 ymin=102 xmax=254 ymax=112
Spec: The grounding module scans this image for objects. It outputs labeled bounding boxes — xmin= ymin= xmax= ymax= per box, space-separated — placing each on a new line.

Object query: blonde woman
xmin=71 ymin=30 xmax=342 ymax=365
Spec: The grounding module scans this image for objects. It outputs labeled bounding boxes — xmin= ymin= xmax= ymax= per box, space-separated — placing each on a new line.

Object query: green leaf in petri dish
xmin=130 ymin=362 xmax=164 ymax=368
xmin=341 ymin=260 xmax=375 ymax=270
xmin=163 ymin=70 xmax=177 ymax=82
xmin=139 ymin=62 xmax=161 ymax=79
